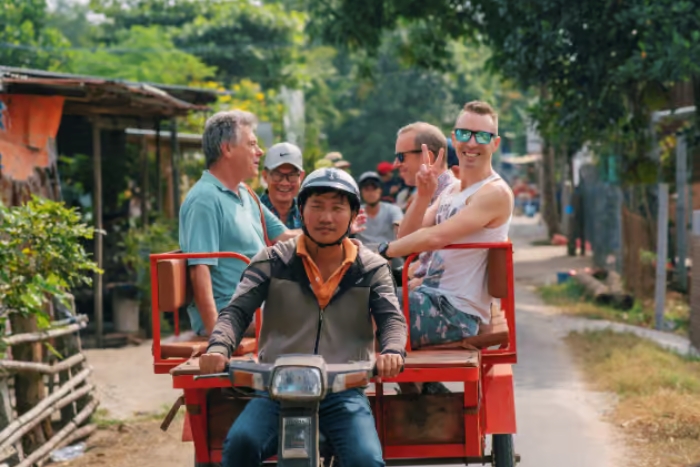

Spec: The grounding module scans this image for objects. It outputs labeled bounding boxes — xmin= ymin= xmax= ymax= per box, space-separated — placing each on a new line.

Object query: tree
xmin=323 ymin=32 xmax=530 ymax=174
xmin=0 ymin=0 xmax=71 ymax=69
xmin=304 ymin=0 xmax=699 ymax=234
xmin=45 ymin=0 xmax=100 ymax=48
xmin=91 ymin=0 xmax=305 ymax=88
xmin=64 ymin=25 xmax=216 ymax=85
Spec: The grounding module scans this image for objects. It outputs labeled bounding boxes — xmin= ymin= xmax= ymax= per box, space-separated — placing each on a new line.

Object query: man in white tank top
xmin=377 ymin=101 xmax=514 ymax=394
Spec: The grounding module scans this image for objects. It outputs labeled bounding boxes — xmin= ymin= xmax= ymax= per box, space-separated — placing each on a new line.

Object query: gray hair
xmin=397 ymin=121 xmax=447 ymax=167
xmin=202 ymin=110 xmax=258 ymax=168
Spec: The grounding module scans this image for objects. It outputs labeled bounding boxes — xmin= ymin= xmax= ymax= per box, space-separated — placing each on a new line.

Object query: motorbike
xmin=195 ymin=355 xmax=395 ymax=467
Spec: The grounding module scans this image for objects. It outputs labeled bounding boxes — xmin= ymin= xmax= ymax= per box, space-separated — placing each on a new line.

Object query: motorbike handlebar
xmin=195 ymin=360 xmax=404 ymax=381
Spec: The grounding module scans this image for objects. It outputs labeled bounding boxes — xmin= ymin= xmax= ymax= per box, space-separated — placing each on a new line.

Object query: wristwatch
xmin=377 ymin=241 xmax=391 ymax=260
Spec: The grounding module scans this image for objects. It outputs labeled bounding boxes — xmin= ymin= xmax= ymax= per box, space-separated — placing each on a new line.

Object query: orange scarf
xmin=296 ymin=235 xmax=358 ymax=309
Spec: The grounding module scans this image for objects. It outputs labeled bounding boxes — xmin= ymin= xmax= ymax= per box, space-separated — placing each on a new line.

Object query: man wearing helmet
xmin=355 ymin=171 xmax=404 ymax=247
xmin=200 ymin=167 xmax=407 ymax=467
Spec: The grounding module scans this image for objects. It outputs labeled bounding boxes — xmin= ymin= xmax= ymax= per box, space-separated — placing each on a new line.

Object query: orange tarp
xmin=0 ymin=94 xmax=65 ymax=181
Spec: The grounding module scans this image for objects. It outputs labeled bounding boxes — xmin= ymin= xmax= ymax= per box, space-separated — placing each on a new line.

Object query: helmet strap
xmin=301 ymin=221 xmax=353 ymax=248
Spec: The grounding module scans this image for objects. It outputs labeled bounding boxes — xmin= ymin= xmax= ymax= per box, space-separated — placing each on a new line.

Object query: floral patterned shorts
xmin=399 ymin=285 xmax=480 ymax=349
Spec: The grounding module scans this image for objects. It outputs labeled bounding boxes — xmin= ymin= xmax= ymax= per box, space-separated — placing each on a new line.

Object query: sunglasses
xmin=394 ymin=149 xmax=422 ymax=163
xmin=454 ymin=129 xmax=496 ymax=145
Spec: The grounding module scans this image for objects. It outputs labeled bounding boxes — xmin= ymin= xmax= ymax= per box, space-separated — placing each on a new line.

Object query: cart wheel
xmin=492 ymin=434 xmax=516 ymax=467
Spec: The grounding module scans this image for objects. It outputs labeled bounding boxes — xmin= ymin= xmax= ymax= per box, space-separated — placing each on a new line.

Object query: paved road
xmin=505 ymin=217 xmax=624 ymax=467
xmin=409 ymin=216 xmax=627 ymax=467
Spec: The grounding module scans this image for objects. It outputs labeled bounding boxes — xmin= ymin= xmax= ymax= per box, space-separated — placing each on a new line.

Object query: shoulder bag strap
xmin=243 ymin=184 xmax=272 ymax=247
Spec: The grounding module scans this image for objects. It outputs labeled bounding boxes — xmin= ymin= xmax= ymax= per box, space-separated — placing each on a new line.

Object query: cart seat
xmin=416 ymin=302 xmax=509 ymax=352
xmin=404 ymin=348 xmax=480 ymax=368
xmin=159 ymin=333 xmax=257 ymax=359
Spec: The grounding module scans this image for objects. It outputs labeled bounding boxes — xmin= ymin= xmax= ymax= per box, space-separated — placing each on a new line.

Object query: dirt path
xmin=65 ymin=215 xmax=628 ymax=467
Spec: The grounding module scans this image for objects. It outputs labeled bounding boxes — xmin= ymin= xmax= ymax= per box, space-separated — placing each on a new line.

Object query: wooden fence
xmin=0 ymin=304 xmax=98 ymax=467
xmin=621 ymin=206 xmax=657 ymax=300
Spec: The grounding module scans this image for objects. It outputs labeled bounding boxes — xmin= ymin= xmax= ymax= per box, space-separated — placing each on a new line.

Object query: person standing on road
xmin=377 ymin=161 xmax=403 ymax=203
xmin=178 ymin=110 xmax=302 ymax=337
xmin=260 ymin=142 xmax=305 ymax=229
xmin=355 ymin=171 xmax=404 ymax=246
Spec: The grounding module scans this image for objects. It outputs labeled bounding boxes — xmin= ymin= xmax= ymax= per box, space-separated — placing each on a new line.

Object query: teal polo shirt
xmin=179 ymin=170 xmax=287 ymax=335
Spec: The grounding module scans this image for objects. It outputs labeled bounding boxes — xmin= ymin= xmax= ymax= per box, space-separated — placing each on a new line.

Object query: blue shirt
xmin=260 ymin=192 xmax=303 ymax=229
xmin=179 ymin=170 xmax=287 ymax=335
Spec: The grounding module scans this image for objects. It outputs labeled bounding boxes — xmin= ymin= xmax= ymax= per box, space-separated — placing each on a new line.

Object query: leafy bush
xmin=117 ymin=217 xmax=179 ymax=305
xmin=0 ymin=196 xmax=102 ymax=343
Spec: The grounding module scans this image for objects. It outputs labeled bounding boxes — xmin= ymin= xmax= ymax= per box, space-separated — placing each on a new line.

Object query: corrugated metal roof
xmin=0 ymin=66 xmax=212 ymax=117
xmin=0 ymin=65 xmax=219 ymax=105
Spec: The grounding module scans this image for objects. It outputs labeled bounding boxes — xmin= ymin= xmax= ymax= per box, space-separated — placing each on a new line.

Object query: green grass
xmin=538 ymin=280 xmax=690 ymax=335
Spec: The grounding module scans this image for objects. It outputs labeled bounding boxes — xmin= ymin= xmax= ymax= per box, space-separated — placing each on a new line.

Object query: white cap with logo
xmin=264 ymin=142 xmax=304 ymax=172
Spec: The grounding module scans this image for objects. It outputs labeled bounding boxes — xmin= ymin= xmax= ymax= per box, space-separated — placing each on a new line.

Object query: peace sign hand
xmin=415 ymin=144 xmax=444 ymax=199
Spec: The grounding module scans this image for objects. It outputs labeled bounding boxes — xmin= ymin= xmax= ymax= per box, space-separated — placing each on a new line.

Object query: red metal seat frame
xmin=150 ymin=251 xmax=262 ymax=375
xmin=150 ymin=242 xmax=518 ymax=465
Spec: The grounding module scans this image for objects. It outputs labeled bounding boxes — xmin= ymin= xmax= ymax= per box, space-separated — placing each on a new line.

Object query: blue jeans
xmin=222 ymin=388 xmax=385 ymax=467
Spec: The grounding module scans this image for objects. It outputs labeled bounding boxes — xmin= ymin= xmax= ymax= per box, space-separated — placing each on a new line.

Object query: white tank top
xmin=421 ymin=173 xmax=511 ymax=324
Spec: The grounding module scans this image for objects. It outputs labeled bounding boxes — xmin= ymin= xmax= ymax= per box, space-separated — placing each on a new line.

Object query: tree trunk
xmin=565 ymin=148 xmax=577 ymax=256
xmin=9 ymin=314 xmax=49 ymax=454
xmin=541 ymin=140 xmax=560 ymax=238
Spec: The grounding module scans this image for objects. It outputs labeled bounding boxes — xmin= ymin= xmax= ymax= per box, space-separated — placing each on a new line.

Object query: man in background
xmin=394 ymin=122 xmax=455 ymax=205
xmin=260 ymin=142 xmax=304 ymax=229
xmin=377 ymin=161 xmax=402 ymax=203
xmin=355 ymin=172 xmax=403 ymax=241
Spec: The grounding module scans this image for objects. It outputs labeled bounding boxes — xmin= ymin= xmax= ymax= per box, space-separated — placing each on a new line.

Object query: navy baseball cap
xmin=446 ymin=138 xmax=459 ymax=168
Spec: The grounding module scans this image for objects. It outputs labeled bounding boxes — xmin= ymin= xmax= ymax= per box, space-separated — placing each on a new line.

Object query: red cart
xmin=151 ymin=242 xmax=519 ymax=466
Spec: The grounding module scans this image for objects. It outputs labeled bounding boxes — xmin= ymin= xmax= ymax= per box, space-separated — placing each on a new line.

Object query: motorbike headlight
xmin=270 ymin=366 xmax=323 ymax=400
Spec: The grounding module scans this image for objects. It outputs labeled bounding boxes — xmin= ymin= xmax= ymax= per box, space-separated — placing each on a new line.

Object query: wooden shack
xmin=0 ymin=66 xmax=218 ymax=347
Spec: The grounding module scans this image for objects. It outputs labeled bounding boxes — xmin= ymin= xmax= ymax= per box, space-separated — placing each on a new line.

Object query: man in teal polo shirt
xmin=179 ymin=110 xmax=300 ymax=336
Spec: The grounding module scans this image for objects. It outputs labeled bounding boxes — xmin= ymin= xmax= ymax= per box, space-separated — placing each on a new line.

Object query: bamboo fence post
xmin=8 ymin=314 xmax=47 ymax=453
xmin=0 ymin=354 xmax=86 ymax=374
xmin=0 ymin=384 xmax=95 ymax=457
xmin=0 ymin=378 xmax=23 ymax=464
xmin=15 ymin=399 xmax=99 ymax=467
xmin=0 ymin=310 xmax=96 ymax=466
xmin=3 ymin=323 xmax=87 ymax=347
xmin=0 ymin=368 xmax=91 ymax=445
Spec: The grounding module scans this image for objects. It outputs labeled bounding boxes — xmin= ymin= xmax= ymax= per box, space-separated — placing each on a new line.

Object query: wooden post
xmin=155 ymin=120 xmax=162 ymax=213
xmin=170 ymin=119 xmax=181 ymax=220
xmin=578 ymin=187 xmax=586 ymax=256
xmin=140 ymin=134 xmax=149 ymax=227
xmin=8 ymin=314 xmax=47 ymax=452
xmin=655 ymin=183 xmax=669 ymax=330
xmin=0 ymin=377 xmax=23 ymax=463
xmin=675 ymin=134 xmax=688 ymax=291
xmin=92 ymin=121 xmax=104 ymax=348
xmin=691 ymin=211 xmax=700 ymax=351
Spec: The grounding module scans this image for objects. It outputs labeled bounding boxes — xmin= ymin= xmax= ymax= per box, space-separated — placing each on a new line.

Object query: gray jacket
xmin=207 ymin=237 xmax=407 ymax=364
